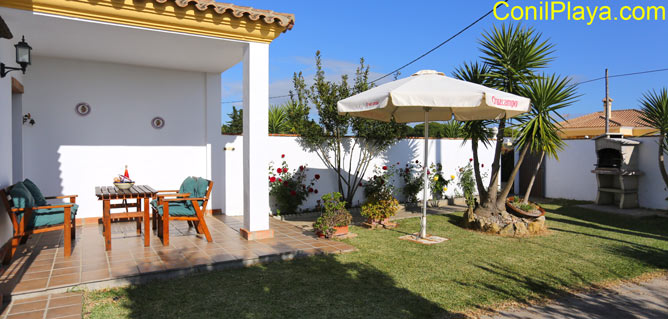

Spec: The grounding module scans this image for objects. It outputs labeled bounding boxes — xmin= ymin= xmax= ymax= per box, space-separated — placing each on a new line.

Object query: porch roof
xmin=0 ymin=0 xmax=294 ymax=44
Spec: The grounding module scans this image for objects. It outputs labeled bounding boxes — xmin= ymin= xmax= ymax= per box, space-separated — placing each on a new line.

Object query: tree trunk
xmin=471 ymin=139 xmax=488 ymax=203
xmin=497 ymin=144 xmax=529 ymax=209
xmin=481 ymin=119 xmax=506 ymax=207
xmin=522 ymin=150 xmax=545 ymax=205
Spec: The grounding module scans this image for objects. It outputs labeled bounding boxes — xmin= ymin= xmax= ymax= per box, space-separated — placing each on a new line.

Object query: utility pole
xmin=604 ymin=69 xmax=610 ymax=135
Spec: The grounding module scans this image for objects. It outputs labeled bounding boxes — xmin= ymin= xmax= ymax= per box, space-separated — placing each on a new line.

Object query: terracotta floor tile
xmin=48 ymin=294 xmax=82 ymax=308
xmin=110 ymin=265 xmax=140 ymax=278
xmin=137 ymin=262 xmax=166 ymax=273
xmin=48 ymin=274 xmax=80 ymax=288
xmin=22 ymin=264 xmax=52 ymax=274
xmin=7 ymin=300 xmax=48 ymax=315
xmin=81 ymin=269 xmax=111 ymax=282
xmin=21 ymin=270 xmax=52 ymax=281
xmin=11 ymin=295 xmax=49 ymax=305
xmin=53 ymin=260 xmax=80 ymax=269
xmin=210 ymin=253 xmax=238 ymax=263
xmin=12 ymin=278 xmax=49 ymax=293
xmin=51 ymin=267 xmax=80 ymax=277
xmin=6 ymin=309 xmax=44 ymax=319
xmin=45 ymin=304 xmax=81 ymax=318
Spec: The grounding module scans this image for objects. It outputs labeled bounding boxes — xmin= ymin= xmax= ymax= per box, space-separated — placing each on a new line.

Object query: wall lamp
xmin=1 ymin=36 xmax=31 ymax=78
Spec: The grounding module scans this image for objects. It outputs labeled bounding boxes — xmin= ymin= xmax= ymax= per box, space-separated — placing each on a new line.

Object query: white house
xmin=0 ymin=0 xmax=295 ymax=248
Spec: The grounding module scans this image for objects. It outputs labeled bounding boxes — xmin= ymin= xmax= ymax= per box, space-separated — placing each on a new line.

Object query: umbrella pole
xmin=421 ymin=108 xmax=430 ymax=239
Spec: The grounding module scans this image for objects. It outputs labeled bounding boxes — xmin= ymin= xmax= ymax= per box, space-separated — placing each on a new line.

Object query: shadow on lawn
xmin=463 ymin=262 xmax=668 ymax=319
xmin=99 ymin=255 xmax=458 ymax=319
xmin=548 ymin=205 xmax=668 ymax=242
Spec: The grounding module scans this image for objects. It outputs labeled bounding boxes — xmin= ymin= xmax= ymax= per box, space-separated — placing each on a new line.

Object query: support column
xmin=240 ymin=42 xmax=273 ymax=240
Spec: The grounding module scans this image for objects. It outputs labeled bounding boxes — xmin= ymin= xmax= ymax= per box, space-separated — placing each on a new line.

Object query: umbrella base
xmin=398 ymin=233 xmax=449 ymax=245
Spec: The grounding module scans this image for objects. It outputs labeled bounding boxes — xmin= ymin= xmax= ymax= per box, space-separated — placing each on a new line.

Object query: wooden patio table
xmin=94 ymin=185 xmax=157 ymax=251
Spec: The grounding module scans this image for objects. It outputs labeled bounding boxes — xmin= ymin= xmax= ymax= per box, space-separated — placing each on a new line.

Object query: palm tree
xmin=453 ymin=61 xmax=494 ymax=201
xmin=638 ymin=88 xmax=668 ymax=190
xmin=477 ymin=24 xmax=554 ymax=214
xmin=516 ymin=74 xmax=578 ymax=204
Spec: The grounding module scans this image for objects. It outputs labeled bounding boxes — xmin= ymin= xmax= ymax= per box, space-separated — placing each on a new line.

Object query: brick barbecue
xmin=591 ymin=133 xmax=642 ymax=208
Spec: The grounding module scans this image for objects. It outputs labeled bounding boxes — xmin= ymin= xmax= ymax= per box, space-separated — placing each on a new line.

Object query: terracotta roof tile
xmin=0 ymin=16 xmax=13 ymax=39
xmin=559 ymin=109 xmax=650 ymax=129
xmin=156 ymin=0 xmax=294 ymax=30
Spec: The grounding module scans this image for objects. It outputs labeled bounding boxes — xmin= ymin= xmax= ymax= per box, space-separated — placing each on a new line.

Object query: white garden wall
xmin=544 ymin=137 xmax=668 ymax=210
xmin=220 ymin=135 xmax=497 ymax=215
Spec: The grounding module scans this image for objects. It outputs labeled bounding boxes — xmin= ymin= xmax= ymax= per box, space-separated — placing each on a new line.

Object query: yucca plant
xmin=638 ymin=88 xmax=668 ymax=191
xmin=268 ymin=104 xmax=289 ymax=134
xmin=477 ymin=23 xmax=555 ymax=213
xmin=515 ymin=74 xmax=578 ymax=204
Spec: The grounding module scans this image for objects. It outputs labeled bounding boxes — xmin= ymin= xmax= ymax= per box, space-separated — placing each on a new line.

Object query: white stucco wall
xmin=544 ymin=137 xmax=668 ymax=210
xmin=1 ymin=31 xmax=25 ymax=248
xmin=21 ymin=56 xmax=210 ymax=218
xmin=220 ymin=136 xmax=497 ymax=215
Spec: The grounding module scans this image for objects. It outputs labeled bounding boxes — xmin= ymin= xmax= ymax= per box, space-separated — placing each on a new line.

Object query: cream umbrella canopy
xmin=338 ymin=70 xmax=531 ymax=239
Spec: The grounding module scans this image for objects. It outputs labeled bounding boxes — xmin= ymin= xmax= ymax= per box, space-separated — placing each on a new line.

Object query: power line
xmin=222 ymin=2 xmax=511 ymax=104
xmin=369 ymin=1 xmax=510 ymax=84
xmin=574 ymin=68 xmax=668 ymax=86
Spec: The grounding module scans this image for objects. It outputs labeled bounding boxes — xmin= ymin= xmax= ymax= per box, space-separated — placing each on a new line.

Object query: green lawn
xmin=84 ymin=202 xmax=668 ymax=318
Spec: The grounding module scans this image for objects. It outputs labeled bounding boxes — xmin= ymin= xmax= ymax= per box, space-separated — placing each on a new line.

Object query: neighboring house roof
xmin=0 ymin=16 xmax=12 ymax=39
xmin=161 ymin=0 xmax=294 ymax=30
xmin=559 ymin=109 xmax=650 ymax=129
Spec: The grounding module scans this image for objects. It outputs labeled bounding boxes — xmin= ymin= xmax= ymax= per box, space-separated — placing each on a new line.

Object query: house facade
xmin=558 ymin=108 xmax=657 ymax=139
xmin=0 ymin=0 xmax=295 ymax=247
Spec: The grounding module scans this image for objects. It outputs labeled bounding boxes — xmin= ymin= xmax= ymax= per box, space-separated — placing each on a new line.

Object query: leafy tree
xmin=638 ymin=88 xmax=668 ymax=191
xmin=516 ymin=74 xmax=578 ymax=204
xmin=288 ymin=51 xmax=404 ymax=205
xmin=221 ymin=106 xmax=243 ymax=134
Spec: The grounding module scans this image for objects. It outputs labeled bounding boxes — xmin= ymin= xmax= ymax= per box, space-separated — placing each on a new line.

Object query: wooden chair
xmin=151 ymin=177 xmax=213 ymax=246
xmin=1 ymin=182 xmax=78 ymax=264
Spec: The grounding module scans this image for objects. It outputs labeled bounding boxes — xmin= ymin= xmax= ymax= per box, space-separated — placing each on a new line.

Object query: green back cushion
xmin=23 ymin=178 xmax=48 ymax=206
xmin=9 ymin=182 xmax=35 ymax=209
xmin=178 ymin=177 xmax=209 ymax=208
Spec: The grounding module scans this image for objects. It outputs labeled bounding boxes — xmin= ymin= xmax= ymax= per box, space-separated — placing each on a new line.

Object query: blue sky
xmin=221 ymin=0 xmax=667 ymax=124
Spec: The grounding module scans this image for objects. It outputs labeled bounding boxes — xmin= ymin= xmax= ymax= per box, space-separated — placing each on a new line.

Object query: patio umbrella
xmin=338 ymin=70 xmax=531 ymax=239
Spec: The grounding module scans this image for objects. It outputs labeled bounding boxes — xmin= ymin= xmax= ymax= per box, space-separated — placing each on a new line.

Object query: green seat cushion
xmin=9 ymin=182 xmax=35 ymax=209
xmin=31 ymin=204 xmax=78 ymax=228
xmin=23 ymin=178 xmax=48 ymax=206
xmin=151 ymin=201 xmax=196 ymax=217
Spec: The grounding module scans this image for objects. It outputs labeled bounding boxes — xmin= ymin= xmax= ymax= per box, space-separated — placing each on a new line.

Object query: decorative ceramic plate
xmin=151 ymin=117 xmax=165 ymax=129
xmin=75 ymin=102 xmax=91 ymax=116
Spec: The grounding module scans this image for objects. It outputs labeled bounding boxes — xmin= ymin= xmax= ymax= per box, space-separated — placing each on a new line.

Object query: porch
xmin=1 ymin=215 xmax=354 ymax=300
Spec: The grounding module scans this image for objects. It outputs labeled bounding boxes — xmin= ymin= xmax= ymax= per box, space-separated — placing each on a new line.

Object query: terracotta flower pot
xmin=506 ymin=196 xmax=546 ymax=218
xmin=333 ymin=225 xmax=349 ymax=236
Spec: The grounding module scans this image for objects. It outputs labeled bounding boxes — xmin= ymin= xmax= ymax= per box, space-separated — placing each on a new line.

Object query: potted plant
xmin=506 ymin=196 xmax=546 ymax=218
xmin=313 ymin=192 xmax=352 ymax=238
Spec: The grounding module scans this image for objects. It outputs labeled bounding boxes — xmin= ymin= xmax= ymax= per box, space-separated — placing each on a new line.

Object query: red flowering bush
xmin=268 ymin=155 xmax=318 ymax=215
xmin=363 ymin=163 xmax=397 ymax=202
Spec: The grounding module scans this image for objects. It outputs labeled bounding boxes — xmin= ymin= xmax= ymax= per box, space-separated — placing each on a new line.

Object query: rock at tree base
xmin=465 ymin=211 xmax=547 ymax=237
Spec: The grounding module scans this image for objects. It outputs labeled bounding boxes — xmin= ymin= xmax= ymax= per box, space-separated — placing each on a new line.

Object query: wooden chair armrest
xmin=158 ymin=193 xmax=191 ymax=199
xmin=45 ymin=195 xmax=78 ymax=200
xmin=156 ymin=190 xmax=180 ymax=193
xmin=32 ymin=203 xmax=76 ymax=210
xmin=11 ymin=207 xmax=24 ymax=212
xmin=163 ymin=197 xmax=206 ymax=202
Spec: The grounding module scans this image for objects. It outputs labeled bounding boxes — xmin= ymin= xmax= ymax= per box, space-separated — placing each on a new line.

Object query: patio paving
xmin=0 ymin=215 xmax=355 ymax=302
xmin=1 ymin=292 xmax=82 ymax=319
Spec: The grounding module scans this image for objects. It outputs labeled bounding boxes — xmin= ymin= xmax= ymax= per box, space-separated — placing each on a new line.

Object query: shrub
xmin=457 ymin=161 xmax=477 ymax=209
xmin=428 ymin=163 xmax=453 ymax=200
xmin=364 ymin=164 xmax=397 ymax=202
xmin=361 ymin=196 xmax=400 ymax=222
xmin=313 ymin=192 xmax=352 ymax=238
xmin=268 ymin=155 xmax=318 ymax=215
xmin=398 ymin=160 xmax=423 ymax=204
